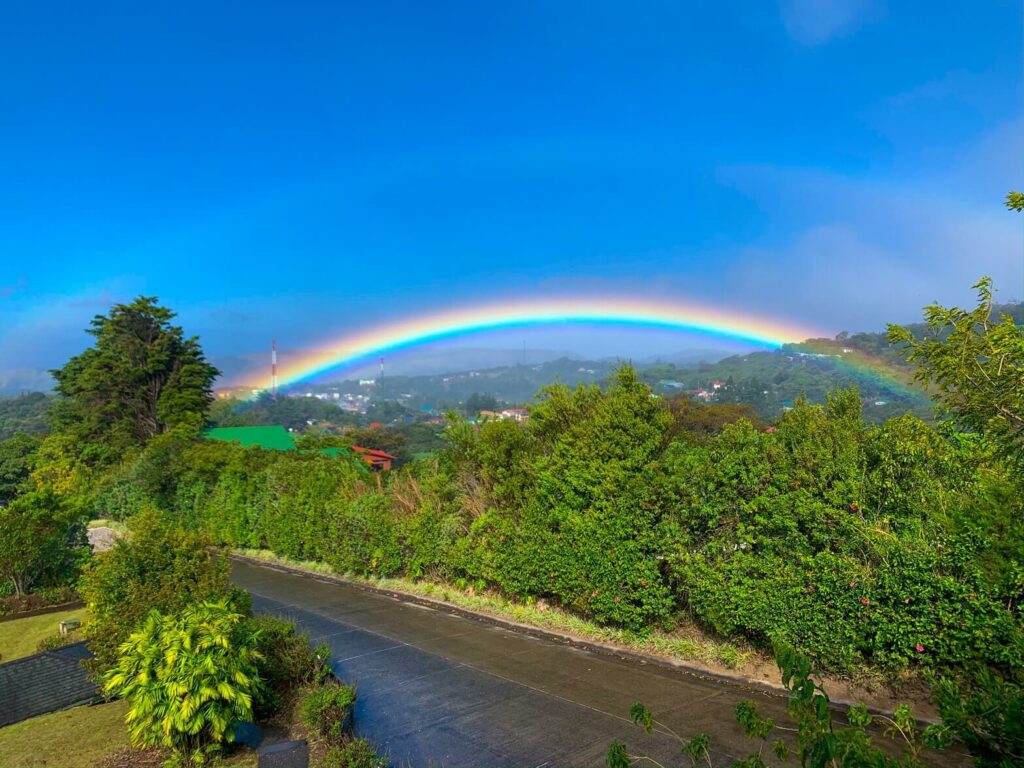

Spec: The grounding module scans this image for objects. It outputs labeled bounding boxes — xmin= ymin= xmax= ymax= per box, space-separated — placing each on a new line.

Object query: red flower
xmin=498 ymin=535 xmax=506 ymax=542
xmin=860 ymin=598 xmax=870 ymax=606
xmin=849 ymin=504 xmax=859 ymax=512
xmin=915 ymin=644 xmax=925 ymax=653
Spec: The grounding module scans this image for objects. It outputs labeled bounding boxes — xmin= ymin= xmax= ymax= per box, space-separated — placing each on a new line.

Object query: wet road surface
xmin=231 ymin=558 xmax=959 ymax=768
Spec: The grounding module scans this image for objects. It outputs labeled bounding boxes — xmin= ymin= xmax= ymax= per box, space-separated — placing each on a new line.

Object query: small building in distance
xmin=350 ymin=446 xmax=397 ymax=471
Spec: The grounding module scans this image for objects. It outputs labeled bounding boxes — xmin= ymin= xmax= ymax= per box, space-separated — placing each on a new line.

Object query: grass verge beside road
xmin=233 ymin=548 xmax=939 ymax=719
xmin=234 ymin=548 xmax=759 ymax=672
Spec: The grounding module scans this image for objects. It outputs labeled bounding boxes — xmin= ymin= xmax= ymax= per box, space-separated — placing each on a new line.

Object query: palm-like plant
xmin=103 ymin=600 xmax=262 ymax=767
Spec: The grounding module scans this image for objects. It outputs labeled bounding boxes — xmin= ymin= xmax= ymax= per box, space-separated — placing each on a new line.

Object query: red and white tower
xmin=271 ymin=340 xmax=279 ymax=398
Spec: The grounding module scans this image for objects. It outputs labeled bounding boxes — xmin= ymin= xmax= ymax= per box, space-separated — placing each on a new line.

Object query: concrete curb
xmin=230 ymin=551 xmax=929 ymax=721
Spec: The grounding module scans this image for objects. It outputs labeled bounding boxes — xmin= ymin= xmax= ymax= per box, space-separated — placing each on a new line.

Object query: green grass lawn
xmin=0 ymin=700 xmax=260 ymax=768
xmin=0 ymin=701 xmax=130 ymax=768
xmin=0 ymin=607 xmax=88 ymax=663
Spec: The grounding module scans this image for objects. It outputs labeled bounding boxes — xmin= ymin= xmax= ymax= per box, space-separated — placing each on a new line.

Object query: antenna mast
xmin=271 ymin=340 xmax=278 ymax=398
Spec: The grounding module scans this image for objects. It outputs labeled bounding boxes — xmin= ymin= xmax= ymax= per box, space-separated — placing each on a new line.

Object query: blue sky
xmin=1 ymin=0 xmax=1021 ymax=387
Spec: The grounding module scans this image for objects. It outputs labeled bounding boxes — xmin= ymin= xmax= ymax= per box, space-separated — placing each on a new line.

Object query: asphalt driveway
xmin=230 ymin=557 xmax=960 ymax=768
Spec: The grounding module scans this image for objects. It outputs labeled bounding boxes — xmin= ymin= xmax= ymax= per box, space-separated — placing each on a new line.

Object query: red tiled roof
xmin=351 ymin=445 xmax=397 ymax=460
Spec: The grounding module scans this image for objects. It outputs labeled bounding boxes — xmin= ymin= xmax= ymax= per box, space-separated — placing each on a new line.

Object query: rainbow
xmin=234 ymin=298 xmax=823 ymax=390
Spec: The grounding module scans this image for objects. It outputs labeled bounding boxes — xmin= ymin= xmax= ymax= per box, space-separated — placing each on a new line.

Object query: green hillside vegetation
xmin=208 ymin=391 xmax=362 ymax=431
xmin=0 ymin=392 xmax=51 ymax=441
xmin=647 ymin=302 xmax=1021 ymax=422
xmin=221 ymin=301 xmax=1022 ymax=428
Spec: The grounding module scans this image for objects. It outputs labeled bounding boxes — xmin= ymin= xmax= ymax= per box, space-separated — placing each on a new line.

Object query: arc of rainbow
xmin=235 ymin=298 xmax=823 ymax=390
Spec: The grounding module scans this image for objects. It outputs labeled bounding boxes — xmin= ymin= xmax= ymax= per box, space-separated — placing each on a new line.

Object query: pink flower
xmin=915 ymin=644 xmax=925 ymax=653
xmin=849 ymin=581 xmax=857 ymax=588
xmin=860 ymin=598 xmax=870 ymax=606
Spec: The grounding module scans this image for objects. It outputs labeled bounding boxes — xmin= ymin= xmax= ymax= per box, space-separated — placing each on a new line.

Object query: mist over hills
xmin=5 ymin=303 xmax=1021 ymax=427
xmin=211 ymin=344 xmax=739 ymax=391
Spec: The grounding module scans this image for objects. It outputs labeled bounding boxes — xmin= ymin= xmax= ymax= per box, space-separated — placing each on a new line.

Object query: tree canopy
xmin=50 ymin=297 xmax=218 ymax=459
xmin=888 ymin=277 xmax=1024 ymax=457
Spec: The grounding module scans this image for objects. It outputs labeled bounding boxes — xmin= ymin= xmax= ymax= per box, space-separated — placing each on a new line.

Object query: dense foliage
xmin=0 ymin=486 xmax=86 ymax=595
xmin=103 ymin=600 xmax=262 ymax=767
xmin=208 ymin=393 xmax=360 ymax=432
xmin=50 ymin=297 xmax=218 ymax=464
xmin=111 ymin=364 xmax=1020 ymax=683
xmin=889 ymin=277 xmax=1024 ymax=457
xmin=80 ymin=510 xmax=244 ymax=669
xmin=249 ymin=614 xmax=331 ymax=717
xmin=0 ymin=392 xmax=51 ymax=440
xmin=300 ymin=683 xmax=357 ymax=745
xmin=1 ymin=269 xmax=1020 ymax=765
xmin=0 ymin=432 xmax=40 ymax=505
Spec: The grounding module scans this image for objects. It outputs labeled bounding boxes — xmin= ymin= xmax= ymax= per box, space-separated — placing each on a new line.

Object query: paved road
xmin=231 ymin=558 xmax=960 ymax=768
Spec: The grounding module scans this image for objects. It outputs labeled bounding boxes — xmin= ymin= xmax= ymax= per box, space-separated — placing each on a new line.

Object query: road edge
xmin=229 ymin=550 xmax=928 ymax=720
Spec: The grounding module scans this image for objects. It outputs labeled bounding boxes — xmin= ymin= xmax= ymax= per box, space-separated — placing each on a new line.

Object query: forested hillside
xmin=641 ymin=300 xmax=1023 ymax=422
xmin=0 ymin=392 xmax=51 ymax=440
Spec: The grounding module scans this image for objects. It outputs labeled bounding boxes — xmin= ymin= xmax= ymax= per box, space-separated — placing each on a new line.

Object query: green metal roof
xmin=204 ymin=425 xmax=296 ymax=451
xmin=319 ymin=446 xmax=350 ymax=458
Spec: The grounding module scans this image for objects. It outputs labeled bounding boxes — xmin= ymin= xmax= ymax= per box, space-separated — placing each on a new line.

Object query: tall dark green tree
xmin=50 ymin=297 xmax=218 ymax=458
xmin=0 ymin=433 xmax=39 ymax=505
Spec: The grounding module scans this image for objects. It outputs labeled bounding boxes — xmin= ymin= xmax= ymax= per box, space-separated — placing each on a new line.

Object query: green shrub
xmin=932 ymin=665 xmax=1024 ymax=768
xmin=36 ymin=630 xmax=80 ymax=652
xmin=0 ymin=584 xmax=78 ymax=618
xmin=80 ymin=509 xmax=247 ymax=670
xmin=249 ymin=614 xmax=331 ymax=717
xmin=103 ymin=600 xmax=262 ymax=767
xmin=321 ymin=739 xmax=388 ymax=768
xmin=301 ymin=683 xmax=357 ymax=745
xmin=0 ymin=487 xmax=88 ymax=596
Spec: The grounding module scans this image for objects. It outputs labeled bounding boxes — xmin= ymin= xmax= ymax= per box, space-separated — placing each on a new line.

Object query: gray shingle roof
xmin=0 ymin=642 xmax=102 ymax=726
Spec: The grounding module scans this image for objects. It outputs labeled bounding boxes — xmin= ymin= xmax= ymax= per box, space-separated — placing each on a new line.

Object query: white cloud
xmin=778 ymin=0 xmax=881 ymax=46
xmin=697 ymin=157 xmax=1023 ymax=333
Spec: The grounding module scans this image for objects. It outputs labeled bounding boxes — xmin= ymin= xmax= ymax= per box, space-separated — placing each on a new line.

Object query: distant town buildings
xmin=500 ymin=407 xmax=529 ymax=423
xmin=476 ymin=408 xmax=530 ymax=423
